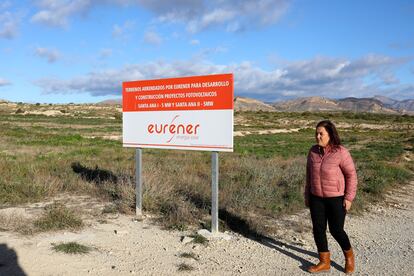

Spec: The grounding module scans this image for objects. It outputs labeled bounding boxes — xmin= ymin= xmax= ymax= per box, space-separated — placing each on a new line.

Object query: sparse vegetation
xmin=52 ymin=242 xmax=92 ymax=254
xmin=15 ymin=108 xmax=24 ymax=114
xmin=102 ymin=204 xmax=118 ymax=214
xmin=179 ymin=252 xmax=199 ymax=261
xmin=34 ymin=203 xmax=83 ymax=232
xmin=177 ymin=263 xmax=195 ymax=272
xmin=0 ymin=102 xmax=412 ymax=236
xmin=191 ymin=234 xmax=208 ymax=245
xmin=0 ymin=213 xmax=34 ymax=235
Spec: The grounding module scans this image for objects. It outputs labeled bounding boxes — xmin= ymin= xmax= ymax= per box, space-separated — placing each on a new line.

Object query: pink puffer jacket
xmin=305 ymin=145 xmax=357 ymax=202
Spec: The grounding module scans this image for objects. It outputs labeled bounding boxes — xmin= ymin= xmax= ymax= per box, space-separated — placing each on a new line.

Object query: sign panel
xmin=122 ymin=74 xmax=233 ymax=151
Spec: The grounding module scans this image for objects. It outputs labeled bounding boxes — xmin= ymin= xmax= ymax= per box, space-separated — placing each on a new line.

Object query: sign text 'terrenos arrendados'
xmin=122 ymin=74 xmax=233 ymax=112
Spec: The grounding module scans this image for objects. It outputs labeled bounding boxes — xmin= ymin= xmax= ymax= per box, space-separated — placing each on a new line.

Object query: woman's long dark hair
xmin=316 ymin=120 xmax=341 ymax=147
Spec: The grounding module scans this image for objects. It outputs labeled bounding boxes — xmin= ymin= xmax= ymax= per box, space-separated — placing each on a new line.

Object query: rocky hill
xmin=97 ymin=98 xmax=122 ymax=105
xmin=392 ymin=99 xmax=414 ymax=112
xmin=336 ymin=97 xmax=398 ymax=113
xmin=271 ymin=96 xmax=412 ymax=114
xmin=234 ymin=97 xmax=275 ymax=111
xmin=373 ymin=95 xmax=414 ymax=113
xmin=373 ymin=95 xmax=398 ymax=106
xmin=272 ymin=96 xmax=339 ymax=112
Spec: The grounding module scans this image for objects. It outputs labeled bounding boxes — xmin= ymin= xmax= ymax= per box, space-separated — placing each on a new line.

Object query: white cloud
xmin=34 ymin=54 xmax=413 ymax=101
xmin=34 ymin=47 xmax=61 ymax=63
xmin=0 ymin=11 xmax=19 ymax=39
xmin=187 ymin=8 xmax=236 ymax=33
xmin=195 ymin=46 xmax=228 ymax=59
xmin=30 ymin=0 xmax=290 ymax=32
xmin=35 ymin=60 xmax=222 ymax=96
xmin=112 ymin=24 xmax=124 ymax=37
xmin=144 ymin=0 xmax=290 ymax=33
xmin=144 ymin=30 xmax=162 ymax=45
xmin=139 ymin=0 xmax=203 ymax=23
xmin=0 ymin=1 xmax=12 ymax=10
xmin=31 ymin=0 xmax=138 ymax=28
xmin=31 ymin=0 xmax=95 ymax=27
xmin=0 ymin=78 xmax=11 ymax=86
xmin=190 ymin=39 xmax=200 ymax=45
xmin=112 ymin=20 xmax=134 ymax=39
xmin=99 ymin=48 xmax=113 ymax=59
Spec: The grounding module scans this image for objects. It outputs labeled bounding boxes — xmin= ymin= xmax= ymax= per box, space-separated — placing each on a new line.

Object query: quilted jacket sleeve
xmin=340 ymin=147 xmax=358 ymax=202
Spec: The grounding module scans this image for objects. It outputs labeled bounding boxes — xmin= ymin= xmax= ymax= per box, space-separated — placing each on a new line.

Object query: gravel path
xmin=0 ymin=181 xmax=413 ymax=276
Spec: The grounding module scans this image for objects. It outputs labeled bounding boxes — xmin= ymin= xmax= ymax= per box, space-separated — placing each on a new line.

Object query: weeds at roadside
xmin=177 ymin=263 xmax=195 ymax=272
xmin=102 ymin=204 xmax=118 ymax=214
xmin=34 ymin=203 xmax=83 ymax=232
xmin=52 ymin=242 xmax=92 ymax=254
xmin=0 ymin=213 xmax=34 ymax=235
xmin=190 ymin=234 xmax=208 ymax=245
xmin=179 ymin=252 xmax=199 ymax=261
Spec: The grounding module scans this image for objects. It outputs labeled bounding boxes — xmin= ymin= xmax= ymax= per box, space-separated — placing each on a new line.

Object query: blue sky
xmin=0 ymin=0 xmax=414 ymax=103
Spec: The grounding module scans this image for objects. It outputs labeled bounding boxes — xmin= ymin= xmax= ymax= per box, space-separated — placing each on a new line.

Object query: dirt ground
xmin=0 ymin=180 xmax=413 ymax=276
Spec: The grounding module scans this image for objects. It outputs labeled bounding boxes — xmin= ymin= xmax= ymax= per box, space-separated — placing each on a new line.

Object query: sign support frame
xmin=211 ymin=151 xmax=219 ymax=233
xmin=135 ymin=148 xmax=143 ymax=217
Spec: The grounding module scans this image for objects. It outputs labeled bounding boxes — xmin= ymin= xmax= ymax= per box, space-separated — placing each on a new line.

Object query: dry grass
xmin=0 ymin=213 xmax=34 ymax=235
xmin=179 ymin=252 xmax=199 ymax=261
xmin=177 ymin=263 xmax=195 ymax=272
xmin=190 ymin=233 xmax=208 ymax=245
xmin=33 ymin=203 xmax=83 ymax=232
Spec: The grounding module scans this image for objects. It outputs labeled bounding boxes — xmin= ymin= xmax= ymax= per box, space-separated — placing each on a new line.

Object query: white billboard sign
xmin=122 ymin=74 xmax=234 ymax=152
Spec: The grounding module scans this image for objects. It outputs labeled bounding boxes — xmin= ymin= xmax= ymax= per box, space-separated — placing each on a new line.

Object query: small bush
xmin=191 ymin=234 xmax=208 ymax=245
xmin=177 ymin=263 xmax=195 ymax=272
xmin=102 ymin=204 xmax=118 ymax=214
xmin=52 ymin=242 xmax=92 ymax=254
xmin=179 ymin=252 xmax=199 ymax=261
xmin=15 ymin=108 xmax=24 ymax=114
xmin=158 ymin=198 xmax=197 ymax=231
xmin=114 ymin=112 xmax=122 ymax=120
xmin=34 ymin=203 xmax=83 ymax=232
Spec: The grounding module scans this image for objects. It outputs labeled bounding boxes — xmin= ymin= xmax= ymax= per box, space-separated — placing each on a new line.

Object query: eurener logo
xmin=147 ymin=115 xmax=200 ymax=143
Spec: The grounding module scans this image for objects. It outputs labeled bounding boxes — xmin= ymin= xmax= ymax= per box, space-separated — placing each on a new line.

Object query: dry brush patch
xmin=33 ymin=202 xmax=84 ymax=232
xmin=0 ymin=212 xmax=34 ymax=235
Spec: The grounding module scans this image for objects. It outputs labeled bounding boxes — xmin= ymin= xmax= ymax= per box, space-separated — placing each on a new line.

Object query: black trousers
xmin=309 ymin=193 xmax=351 ymax=252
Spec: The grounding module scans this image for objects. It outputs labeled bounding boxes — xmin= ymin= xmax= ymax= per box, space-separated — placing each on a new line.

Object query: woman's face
xmin=316 ymin=126 xmax=330 ymax=148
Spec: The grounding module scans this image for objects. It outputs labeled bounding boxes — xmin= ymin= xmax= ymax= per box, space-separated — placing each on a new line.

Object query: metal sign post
xmin=136 ymin=148 xmax=143 ymax=217
xmin=211 ymin=151 xmax=219 ymax=233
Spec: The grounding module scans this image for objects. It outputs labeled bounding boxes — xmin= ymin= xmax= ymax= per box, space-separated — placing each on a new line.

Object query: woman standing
xmin=304 ymin=120 xmax=357 ymax=274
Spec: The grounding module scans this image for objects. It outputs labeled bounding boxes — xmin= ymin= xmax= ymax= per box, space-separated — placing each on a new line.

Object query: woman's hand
xmin=343 ymin=199 xmax=352 ymax=212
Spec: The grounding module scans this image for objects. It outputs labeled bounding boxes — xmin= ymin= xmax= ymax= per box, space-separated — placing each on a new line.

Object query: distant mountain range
xmin=99 ymin=95 xmax=414 ymax=114
xmin=235 ymin=96 xmax=414 ymax=114
xmin=98 ymin=99 xmax=122 ymax=105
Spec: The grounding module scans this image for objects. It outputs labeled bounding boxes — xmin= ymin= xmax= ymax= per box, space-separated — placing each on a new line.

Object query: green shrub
xmin=52 ymin=242 xmax=92 ymax=254
xmin=34 ymin=203 xmax=83 ymax=232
